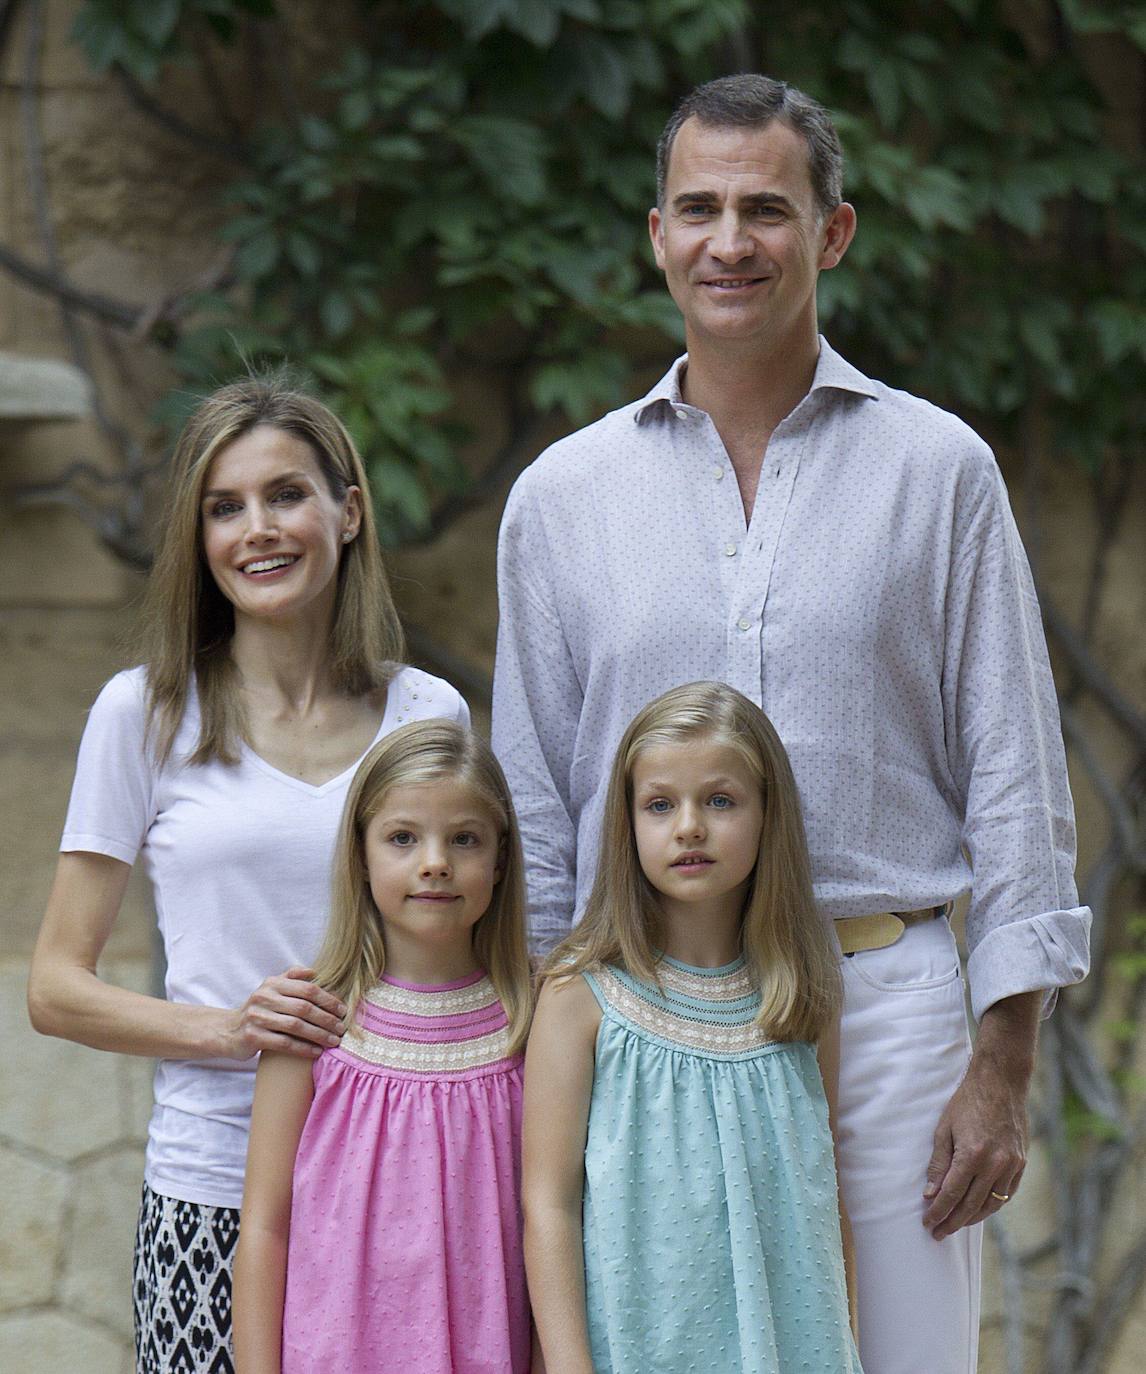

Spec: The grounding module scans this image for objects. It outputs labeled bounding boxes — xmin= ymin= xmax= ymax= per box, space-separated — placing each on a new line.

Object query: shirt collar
xmin=634 ymin=334 xmax=879 ymax=425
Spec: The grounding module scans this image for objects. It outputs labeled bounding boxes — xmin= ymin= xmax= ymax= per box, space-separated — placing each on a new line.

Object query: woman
xmin=28 ymin=375 xmax=469 ymax=1373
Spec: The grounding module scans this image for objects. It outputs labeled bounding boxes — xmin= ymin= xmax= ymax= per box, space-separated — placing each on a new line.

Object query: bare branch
xmin=13 ymin=479 xmax=153 ymax=570
xmin=1043 ymin=595 xmax=1146 ymax=752
xmin=113 ymin=63 xmax=252 ymax=164
xmin=1077 ymin=839 xmax=1130 ymax=1015
xmin=0 ymin=242 xmax=144 ymax=329
xmin=1080 ymin=452 xmax=1133 ymax=647
xmin=1059 ymin=702 xmax=1144 ymax=866
xmin=398 ymin=412 xmax=555 ymax=550
xmin=1078 ymin=1233 xmax=1146 ymax=1374
xmin=988 ymin=1215 xmax=1027 ymax=1374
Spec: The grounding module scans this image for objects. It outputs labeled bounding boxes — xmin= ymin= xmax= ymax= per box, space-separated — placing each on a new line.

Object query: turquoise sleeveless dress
xmin=582 ymin=956 xmax=863 ymax=1374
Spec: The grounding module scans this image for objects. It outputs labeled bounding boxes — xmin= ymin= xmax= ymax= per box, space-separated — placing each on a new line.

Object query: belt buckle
xmin=837 ymin=912 xmax=906 ymax=957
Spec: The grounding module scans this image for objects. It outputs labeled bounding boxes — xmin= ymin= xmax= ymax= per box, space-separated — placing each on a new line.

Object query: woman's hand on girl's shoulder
xmin=219 ymin=966 xmax=348 ymax=1061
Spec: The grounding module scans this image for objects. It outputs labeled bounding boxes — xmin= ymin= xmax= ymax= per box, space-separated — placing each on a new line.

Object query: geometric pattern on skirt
xmin=133 ymin=1183 xmax=239 ymax=1374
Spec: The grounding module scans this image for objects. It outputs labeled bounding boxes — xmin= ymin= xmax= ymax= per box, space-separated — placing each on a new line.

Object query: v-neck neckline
xmin=238 ymin=679 xmax=398 ymax=798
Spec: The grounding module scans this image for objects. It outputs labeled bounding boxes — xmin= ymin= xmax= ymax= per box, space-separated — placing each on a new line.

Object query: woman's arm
xmin=28 ymin=851 xmax=347 ymax=1060
xmin=233 ymin=1053 xmax=315 ymax=1374
xmin=817 ymin=1015 xmax=858 ymax=1343
xmin=523 ymin=976 xmax=601 ymax=1374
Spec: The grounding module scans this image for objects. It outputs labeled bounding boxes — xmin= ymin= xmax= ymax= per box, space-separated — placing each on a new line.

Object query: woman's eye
xmin=273 ymin=486 xmax=305 ymax=503
xmin=208 ymin=500 xmax=240 ymax=519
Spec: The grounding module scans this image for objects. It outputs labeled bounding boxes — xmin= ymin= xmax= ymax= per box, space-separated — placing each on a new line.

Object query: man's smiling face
xmin=648 ymin=116 xmax=853 ymax=356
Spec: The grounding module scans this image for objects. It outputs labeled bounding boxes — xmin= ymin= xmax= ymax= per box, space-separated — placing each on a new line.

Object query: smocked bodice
xmin=587 ymin=955 xmax=782 ymax=1059
xmin=336 ymin=969 xmax=517 ymax=1078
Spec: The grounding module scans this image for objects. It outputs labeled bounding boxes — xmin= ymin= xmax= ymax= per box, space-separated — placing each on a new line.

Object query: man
xmin=492 ymin=74 xmax=1090 ymax=1373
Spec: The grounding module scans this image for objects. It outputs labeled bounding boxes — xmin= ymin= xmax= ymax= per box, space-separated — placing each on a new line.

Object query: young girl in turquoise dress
xmin=524 ymin=680 xmax=863 ymax=1374
xmin=234 ymin=720 xmax=535 ymax=1374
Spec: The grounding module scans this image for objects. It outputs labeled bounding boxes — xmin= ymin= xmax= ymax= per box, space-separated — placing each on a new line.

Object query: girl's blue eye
xmin=454 ymin=832 xmax=479 ymax=847
xmin=390 ymin=831 xmax=415 ymax=845
xmin=710 ymin=794 xmax=733 ymax=809
xmin=647 ymin=798 xmax=672 ymax=814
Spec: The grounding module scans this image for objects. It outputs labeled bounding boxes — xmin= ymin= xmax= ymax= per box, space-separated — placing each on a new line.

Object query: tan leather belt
xmin=836 ymin=903 xmax=951 ymax=956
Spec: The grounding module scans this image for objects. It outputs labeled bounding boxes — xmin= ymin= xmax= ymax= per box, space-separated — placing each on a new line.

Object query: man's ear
xmin=648 ymin=205 xmax=666 ymax=272
xmin=819 ymin=202 xmax=857 ymax=272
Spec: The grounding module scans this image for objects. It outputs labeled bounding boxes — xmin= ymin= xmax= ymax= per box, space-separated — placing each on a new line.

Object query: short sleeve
xmin=60 ymin=669 xmax=157 ymax=866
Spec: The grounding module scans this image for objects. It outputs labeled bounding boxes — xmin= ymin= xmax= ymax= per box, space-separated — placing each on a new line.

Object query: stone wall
xmin=1 ymin=4 xmax=1143 ymax=1372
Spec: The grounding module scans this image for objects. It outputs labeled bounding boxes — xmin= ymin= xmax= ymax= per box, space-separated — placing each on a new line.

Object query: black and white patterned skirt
xmin=133 ymin=1182 xmax=240 ymax=1374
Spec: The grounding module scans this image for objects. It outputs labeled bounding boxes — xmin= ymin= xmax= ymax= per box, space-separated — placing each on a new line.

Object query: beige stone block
xmin=0 ymin=748 xmax=155 ymax=959
xmin=0 ymin=961 xmax=122 ymax=1160
xmin=0 ymin=1145 xmax=68 ymax=1309
xmin=0 ymin=2 xmax=107 ymax=91
xmin=0 ymin=505 xmax=131 ymax=608
xmin=0 ymin=605 xmax=154 ymax=958
xmin=0 ymin=1310 xmax=130 ymax=1374
xmin=60 ymin=1146 xmax=143 ymax=1339
xmin=120 ymin=1052 xmax=156 ymax=1142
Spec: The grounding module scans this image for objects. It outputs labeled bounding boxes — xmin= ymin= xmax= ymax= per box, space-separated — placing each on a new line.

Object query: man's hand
xmin=922 ymin=990 xmax=1041 ymax=1240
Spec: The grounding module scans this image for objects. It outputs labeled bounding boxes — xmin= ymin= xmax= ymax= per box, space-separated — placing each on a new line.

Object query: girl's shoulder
xmin=536 ymin=965 xmax=604 ymax=1033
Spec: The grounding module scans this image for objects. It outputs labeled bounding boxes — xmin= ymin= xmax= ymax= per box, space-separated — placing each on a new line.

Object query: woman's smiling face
xmin=199 ymin=425 xmax=360 ymax=627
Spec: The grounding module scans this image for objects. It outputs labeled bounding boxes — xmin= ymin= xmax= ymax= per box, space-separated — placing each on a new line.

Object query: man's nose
xmin=709 ymin=212 xmax=754 ymax=262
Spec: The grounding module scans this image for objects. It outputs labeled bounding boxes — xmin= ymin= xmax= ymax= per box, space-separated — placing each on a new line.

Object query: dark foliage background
xmin=2 ymin=3 xmax=1143 ymax=1368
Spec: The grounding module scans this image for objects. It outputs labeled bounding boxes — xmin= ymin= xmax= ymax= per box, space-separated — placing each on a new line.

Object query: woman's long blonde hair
xmin=140 ymin=372 xmax=405 ymax=765
xmin=312 ymin=720 xmax=533 ymax=1053
xmin=545 ymin=681 xmax=840 ymax=1043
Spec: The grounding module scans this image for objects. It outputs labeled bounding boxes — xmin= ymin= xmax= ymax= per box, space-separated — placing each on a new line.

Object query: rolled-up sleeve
xmin=943 ymin=460 xmax=1091 ymax=1021
xmin=492 ymin=473 xmax=583 ymax=955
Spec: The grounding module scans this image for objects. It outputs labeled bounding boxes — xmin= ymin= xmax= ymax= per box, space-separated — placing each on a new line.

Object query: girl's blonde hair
xmin=312 ymin=719 xmax=533 ymax=1053
xmin=140 ymin=372 xmax=405 ymax=765
xmin=545 ymin=681 xmax=840 ymax=1043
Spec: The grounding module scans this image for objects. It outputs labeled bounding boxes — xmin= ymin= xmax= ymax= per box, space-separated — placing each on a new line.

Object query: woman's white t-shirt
xmin=60 ymin=663 xmax=469 ymax=1209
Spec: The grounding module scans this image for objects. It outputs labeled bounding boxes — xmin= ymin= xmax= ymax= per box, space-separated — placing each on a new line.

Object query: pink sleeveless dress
xmin=280 ymin=970 xmax=529 ymax=1373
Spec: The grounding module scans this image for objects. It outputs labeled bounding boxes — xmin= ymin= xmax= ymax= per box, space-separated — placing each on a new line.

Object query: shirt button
xmin=674 ymin=407 xmax=687 ymax=419
xmin=714 ymin=465 xmax=724 ymax=481
xmin=737 ymin=617 xmax=752 ymax=631
xmin=724 ymin=543 xmax=737 ymax=557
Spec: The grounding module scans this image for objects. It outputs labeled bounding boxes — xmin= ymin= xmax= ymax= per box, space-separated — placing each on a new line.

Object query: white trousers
xmin=836 ymin=918 xmax=981 ymax=1374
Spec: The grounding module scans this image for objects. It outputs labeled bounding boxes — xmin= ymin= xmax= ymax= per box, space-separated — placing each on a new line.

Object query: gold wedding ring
xmin=990 ymin=1190 xmax=1011 ymax=1202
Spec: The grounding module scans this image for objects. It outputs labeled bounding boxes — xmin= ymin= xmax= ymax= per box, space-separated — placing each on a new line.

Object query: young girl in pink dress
xmin=233 ymin=719 xmax=535 ymax=1373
